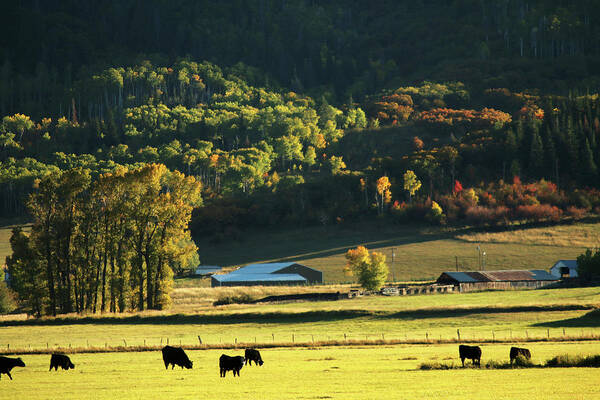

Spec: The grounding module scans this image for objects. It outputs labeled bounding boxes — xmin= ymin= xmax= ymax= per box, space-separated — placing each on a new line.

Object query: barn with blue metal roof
xmin=211 ymin=262 xmax=322 ymax=287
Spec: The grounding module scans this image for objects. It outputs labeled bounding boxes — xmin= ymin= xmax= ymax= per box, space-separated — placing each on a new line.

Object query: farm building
xmin=550 ymin=260 xmax=578 ymax=278
xmin=436 ymin=270 xmax=559 ymax=292
xmin=211 ymin=262 xmax=322 ymax=287
xmin=194 ymin=265 xmax=222 ymax=276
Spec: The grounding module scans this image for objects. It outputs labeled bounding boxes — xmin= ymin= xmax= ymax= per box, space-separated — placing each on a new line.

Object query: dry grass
xmin=171 ymin=284 xmax=351 ymax=312
xmin=457 ymin=223 xmax=600 ymax=248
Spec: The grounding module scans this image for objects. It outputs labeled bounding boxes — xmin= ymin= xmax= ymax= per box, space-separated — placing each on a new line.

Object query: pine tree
xmin=528 ymin=129 xmax=544 ymax=178
xmin=580 ymin=138 xmax=598 ymax=184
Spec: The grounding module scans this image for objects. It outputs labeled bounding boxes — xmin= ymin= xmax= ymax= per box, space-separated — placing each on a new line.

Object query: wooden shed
xmin=436 ymin=270 xmax=559 ymax=292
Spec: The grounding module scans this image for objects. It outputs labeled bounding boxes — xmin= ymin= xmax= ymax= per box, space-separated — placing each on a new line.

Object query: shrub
xmin=545 ymin=354 xmax=600 ymax=368
xmin=465 ymin=206 xmax=509 ymax=226
xmin=213 ymin=293 xmax=256 ymax=306
xmin=565 ymin=206 xmax=587 ymax=220
xmin=0 ymin=282 xmax=16 ymax=314
xmin=515 ymin=204 xmax=562 ymax=222
xmin=419 ymin=362 xmax=456 ymax=370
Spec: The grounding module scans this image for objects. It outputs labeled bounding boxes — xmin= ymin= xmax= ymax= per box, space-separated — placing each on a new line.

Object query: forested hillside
xmin=2 ymin=0 xmax=600 ymax=236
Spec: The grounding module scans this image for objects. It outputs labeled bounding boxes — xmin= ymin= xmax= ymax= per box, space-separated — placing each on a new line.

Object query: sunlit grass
xmin=4 ymin=343 xmax=600 ymax=399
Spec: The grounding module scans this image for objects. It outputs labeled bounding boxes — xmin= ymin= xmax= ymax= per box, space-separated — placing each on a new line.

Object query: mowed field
xmin=2 ymin=343 xmax=600 ymax=400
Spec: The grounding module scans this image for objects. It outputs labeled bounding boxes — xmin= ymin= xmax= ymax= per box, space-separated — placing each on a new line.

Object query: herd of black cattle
xmin=0 ymin=344 xmax=530 ymax=381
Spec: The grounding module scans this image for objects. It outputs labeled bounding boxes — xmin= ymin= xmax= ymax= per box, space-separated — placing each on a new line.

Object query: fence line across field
xmin=3 ymin=328 xmax=599 ymax=353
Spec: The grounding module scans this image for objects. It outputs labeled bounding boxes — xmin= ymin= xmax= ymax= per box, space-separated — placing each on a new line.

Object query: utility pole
xmin=391 ymin=248 xmax=396 ymax=283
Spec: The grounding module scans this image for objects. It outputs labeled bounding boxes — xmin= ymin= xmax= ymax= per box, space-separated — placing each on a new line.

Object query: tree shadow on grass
xmin=533 ymin=309 xmax=600 ymax=328
xmin=378 ymin=305 xmax=594 ymax=321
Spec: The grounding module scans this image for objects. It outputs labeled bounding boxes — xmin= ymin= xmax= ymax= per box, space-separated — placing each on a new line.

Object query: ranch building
xmin=436 ymin=269 xmax=559 ymax=292
xmin=211 ymin=262 xmax=323 ymax=287
xmin=549 ymin=260 xmax=578 ymax=278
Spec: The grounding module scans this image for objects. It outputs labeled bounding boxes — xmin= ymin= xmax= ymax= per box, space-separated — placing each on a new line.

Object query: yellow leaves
xmin=344 ymin=245 xmax=370 ymax=276
xmin=345 ymin=246 xmax=388 ymax=290
xmin=376 ymin=176 xmax=391 ymax=195
xmin=403 ymin=170 xmax=421 ymax=196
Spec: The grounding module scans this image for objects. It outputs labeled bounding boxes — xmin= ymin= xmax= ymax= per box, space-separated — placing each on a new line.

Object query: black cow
xmin=244 ymin=348 xmax=264 ymax=366
xmin=459 ymin=345 xmax=481 ymax=367
xmin=219 ymin=354 xmax=245 ymax=377
xmin=49 ymin=354 xmax=75 ymax=371
xmin=510 ymin=347 xmax=531 ymax=364
xmin=161 ymin=346 xmax=193 ymax=370
xmin=0 ymin=356 xmax=25 ymax=380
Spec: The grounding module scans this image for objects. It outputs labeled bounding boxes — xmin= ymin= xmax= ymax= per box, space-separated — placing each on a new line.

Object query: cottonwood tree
xmin=344 ymin=245 xmax=388 ymax=291
xmin=7 ymin=164 xmax=202 ymax=316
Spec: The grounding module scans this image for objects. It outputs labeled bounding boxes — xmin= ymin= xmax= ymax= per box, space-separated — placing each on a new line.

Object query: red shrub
xmin=515 ymin=204 xmax=562 ymax=222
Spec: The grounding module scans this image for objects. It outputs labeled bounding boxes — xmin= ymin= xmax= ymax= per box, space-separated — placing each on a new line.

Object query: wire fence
xmin=2 ymin=327 xmax=600 ymax=354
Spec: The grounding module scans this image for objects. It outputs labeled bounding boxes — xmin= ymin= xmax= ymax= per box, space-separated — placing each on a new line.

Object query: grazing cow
xmin=0 ymin=356 xmax=25 ymax=380
xmin=244 ymin=348 xmax=264 ymax=366
xmin=161 ymin=346 xmax=193 ymax=370
xmin=459 ymin=345 xmax=481 ymax=367
xmin=219 ymin=354 xmax=245 ymax=377
xmin=49 ymin=354 xmax=75 ymax=371
xmin=510 ymin=347 xmax=531 ymax=364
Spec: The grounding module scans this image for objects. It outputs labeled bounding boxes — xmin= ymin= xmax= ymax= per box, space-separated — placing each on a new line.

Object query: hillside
xmin=194 ymin=220 xmax=596 ymax=283
xmin=3 ymin=1 xmax=600 ymax=317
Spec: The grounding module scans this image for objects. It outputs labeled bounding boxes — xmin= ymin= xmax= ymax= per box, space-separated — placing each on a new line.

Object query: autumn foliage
xmin=344 ymin=246 xmax=388 ymax=291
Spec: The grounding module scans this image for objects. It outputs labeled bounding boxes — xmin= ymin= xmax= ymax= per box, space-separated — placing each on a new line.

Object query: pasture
xmin=195 ymin=221 xmax=599 ymax=282
xmin=2 ymin=220 xmax=598 ymax=283
xmin=1 ymin=287 xmax=599 ymax=352
xmin=2 ymin=343 xmax=600 ymax=399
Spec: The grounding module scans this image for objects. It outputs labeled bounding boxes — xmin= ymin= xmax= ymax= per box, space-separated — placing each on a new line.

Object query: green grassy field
xmin=1 ymin=287 xmax=599 ymax=352
xmin=3 ymin=343 xmax=600 ymax=399
xmin=194 ymin=221 xmax=599 ymax=282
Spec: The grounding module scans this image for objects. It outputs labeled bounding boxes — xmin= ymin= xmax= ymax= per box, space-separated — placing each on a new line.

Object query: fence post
xmin=292 ymin=334 xmax=294 ymax=343
xmin=198 ymin=336 xmax=202 ymax=345
xmin=547 ymin=329 xmax=550 ymax=339
xmin=167 ymin=338 xmax=169 ymax=345
xmin=272 ymin=333 xmax=275 ymax=342
xmin=123 ymin=339 xmax=127 ymax=347
xmin=457 ymin=329 xmax=460 ymax=341
xmin=562 ymin=328 xmax=565 ymax=337
xmin=344 ymin=333 xmax=347 ymax=341
xmin=492 ymin=331 xmax=495 ymax=342
xmin=425 ymin=332 xmax=429 ymax=341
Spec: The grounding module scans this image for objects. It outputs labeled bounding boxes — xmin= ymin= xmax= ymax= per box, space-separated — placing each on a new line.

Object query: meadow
xmin=194 ymin=220 xmax=599 ymax=282
xmin=2 ymin=220 xmax=597 ymax=283
xmin=2 ymin=343 xmax=600 ymax=399
xmin=1 ymin=287 xmax=599 ymax=353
